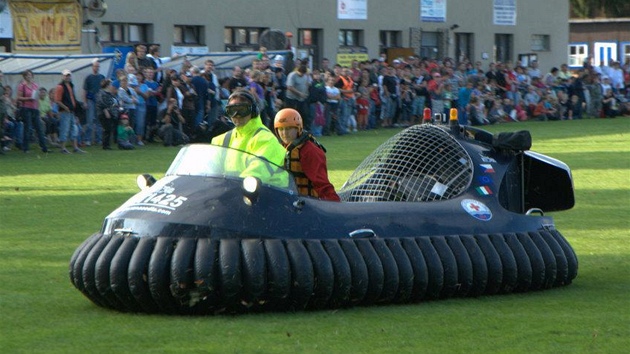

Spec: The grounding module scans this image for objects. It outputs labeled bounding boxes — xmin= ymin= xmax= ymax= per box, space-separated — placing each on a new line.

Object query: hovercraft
xmin=69 ymin=116 xmax=577 ymax=315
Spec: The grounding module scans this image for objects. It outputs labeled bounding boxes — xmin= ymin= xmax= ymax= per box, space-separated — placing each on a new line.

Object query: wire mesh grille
xmin=339 ymin=125 xmax=473 ymax=202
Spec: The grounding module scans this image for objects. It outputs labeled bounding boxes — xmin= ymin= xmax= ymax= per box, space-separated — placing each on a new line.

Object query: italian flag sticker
xmin=476 ymin=186 xmax=493 ymax=196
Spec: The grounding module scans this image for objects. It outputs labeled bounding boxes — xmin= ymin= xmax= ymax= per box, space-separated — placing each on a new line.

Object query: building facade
xmin=3 ymin=0 xmax=570 ymax=72
xmin=568 ymin=18 xmax=630 ymax=69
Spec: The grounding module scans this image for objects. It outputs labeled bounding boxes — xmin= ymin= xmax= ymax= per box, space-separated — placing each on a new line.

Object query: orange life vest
xmin=339 ymin=76 xmax=354 ymax=98
xmin=284 ymin=133 xmax=327 ymax=198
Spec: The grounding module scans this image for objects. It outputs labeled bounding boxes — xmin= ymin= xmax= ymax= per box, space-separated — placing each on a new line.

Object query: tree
xmin=570 ymin=0 xmax=630 ymax=18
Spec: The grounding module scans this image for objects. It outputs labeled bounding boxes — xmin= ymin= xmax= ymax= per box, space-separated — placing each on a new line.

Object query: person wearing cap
xmin=274 ymin=108 xmax=339 ymax=201
xmin=600 ymin=75 xmax=612 ymax=94
xmin=55 ymin=70 xmax=85 ymax=154
xmin=189 ymin=66 xmax=208 ymax=128
xmin=274 ymin=55 xmax=284 ymax=69
xmin=116 ymin=114 xmax=136 ymax=150
xmin=82 ymin=59 xmax=105 ymax=147
xmin=272 ymin=65 xmax=287 ymax=101
xmin=211 ymin=89 xmax=287 ymax=187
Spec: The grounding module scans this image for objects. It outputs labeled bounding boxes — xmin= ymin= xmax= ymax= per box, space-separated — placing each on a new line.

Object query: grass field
xmin=1 ymin=118 xmax=628 ymax=353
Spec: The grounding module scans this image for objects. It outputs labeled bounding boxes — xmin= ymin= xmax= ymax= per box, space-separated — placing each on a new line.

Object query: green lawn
xmin=1 ymin=118 xmax=628 ymax=353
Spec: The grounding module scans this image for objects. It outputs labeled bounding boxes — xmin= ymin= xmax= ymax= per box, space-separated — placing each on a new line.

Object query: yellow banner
xmin=336 ymin=53 xmax=369 ymax=68
xmin=10 ymin=0 xmax=81 ymax=51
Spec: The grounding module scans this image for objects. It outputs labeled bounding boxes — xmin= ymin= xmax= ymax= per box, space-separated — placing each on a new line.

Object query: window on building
xmin=379 ymin=30 xmax=401 ymax=53
xmin=622 ymin=43 xmax=630 ymax=66
xmin=100 ymin=23 xmax=150 ymax=44
xmin=531 ymin=34 xmax=550 ymax=52
xmin=518 ymin=53 xmax=538 ymax=68
xmin=339 ymin=29 xmax=361 ymax=47
xmin=224 ymin=26 xmax=266 ymax=51
xmin=298 ymin=29 xmax=322 ymax=68
xmin=174 ymin=25 xmax=203 ymax=45
xmin=494 ymin=34 xmax=513 ymax=63
xmin=594 ymin=42 xmax=618 ymax=67
xmin=420 ymin=31 xmax=439 ymax=59
xmin=298 ymin=29 xmax=314 ymax=46
xmin=568 ymin=43 xmax=588 ymax=67
xmin=455 ymin=33 xmax=474 ymax=63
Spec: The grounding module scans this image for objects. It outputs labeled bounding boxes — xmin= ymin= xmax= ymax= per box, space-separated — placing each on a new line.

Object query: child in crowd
xmin=117 ymin=115 xmax=136 ymax=150
xmin=368 ymin=83 xmax=381 ymax=129
xmin=355 ymin=92 xmax=370 ymax=130
xmin=311 ymin=101 xmax=325 ymax=137
xmin=568 ymin=94 xmax=583 ymax=119
xmin=348 ymin=110 xmax=357 ymax=133
xmin=533 ymin=94 xmax=559 ymax=121
xmin=486 ymin=98 xmax=503 ymax=124
xmin=467 ymin=96 xmax=489 ymax=125
xmin=514 ymin=100 xmax=528 ymax=121
xmin=38 ymin=87 xmax=59 ymax=147
xmin=557 ymin=91 xmax=570 ymax=120
xmin=501 ymin=98 xmax=519 ymax=122
xmin=602 ymin=89 xmax=620 ymax=118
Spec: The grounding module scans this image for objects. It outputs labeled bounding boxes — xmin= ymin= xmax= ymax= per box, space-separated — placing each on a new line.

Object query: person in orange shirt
xmin=55 ymin=69 xmax=85 ymax=154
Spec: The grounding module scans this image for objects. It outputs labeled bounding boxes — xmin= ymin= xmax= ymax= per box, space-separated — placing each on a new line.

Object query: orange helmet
xmin=274 ymin=108 xmax=303 ymax=135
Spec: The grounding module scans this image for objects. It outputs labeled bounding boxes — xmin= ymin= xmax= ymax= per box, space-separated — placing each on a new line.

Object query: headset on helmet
xmin=227 ymin=89 xmax=259 ymax=117
xmin=274 ymin=108 xmax=303 ymax=135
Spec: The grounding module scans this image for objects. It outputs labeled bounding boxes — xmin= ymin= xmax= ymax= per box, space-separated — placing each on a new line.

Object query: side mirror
xmin=136 ymin=173 xmax=157 ymax=191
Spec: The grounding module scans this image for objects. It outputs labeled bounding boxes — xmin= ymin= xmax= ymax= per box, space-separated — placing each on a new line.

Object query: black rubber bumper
xmin=69 ymin=230 xmax=578 ymax=315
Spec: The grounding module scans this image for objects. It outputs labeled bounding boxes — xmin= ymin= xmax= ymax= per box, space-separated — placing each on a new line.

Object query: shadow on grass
xmin=0 ymin=145 xmax=178 ymax=177
xmin=484 ymin=117 xmax=630 ymax=141
xmin=1 ymin=192 xmax=133 ymax=235
xmin=548 ymin=151 xmax=630 ymax=169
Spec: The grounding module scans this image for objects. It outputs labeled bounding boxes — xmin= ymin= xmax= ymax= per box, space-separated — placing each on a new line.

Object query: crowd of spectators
xmin=2 ymin=43 xmax=630 ymax=155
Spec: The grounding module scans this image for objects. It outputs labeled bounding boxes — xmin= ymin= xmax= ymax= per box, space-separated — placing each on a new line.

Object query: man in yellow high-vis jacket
xmin=211 ymin=90 xmax=287 ymax=187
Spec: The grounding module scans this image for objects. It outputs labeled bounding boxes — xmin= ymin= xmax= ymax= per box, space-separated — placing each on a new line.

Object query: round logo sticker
xmin=461 ymin=199 xmax=492 ymax=221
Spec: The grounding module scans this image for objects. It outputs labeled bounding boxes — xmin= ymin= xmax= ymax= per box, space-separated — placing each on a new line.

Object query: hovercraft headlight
xmin=136 ymin=173 xmax=157 ymax=191
xmin=242 ymin=176 xmax=261 ymax=206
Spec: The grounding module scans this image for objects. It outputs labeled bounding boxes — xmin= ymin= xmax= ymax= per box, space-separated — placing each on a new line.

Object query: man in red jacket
xmin=274 ymin=108 xmax=340 ymax=201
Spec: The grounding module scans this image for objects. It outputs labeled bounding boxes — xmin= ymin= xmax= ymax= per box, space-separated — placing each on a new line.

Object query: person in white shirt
xmin=147 ymin=44 xmax=179 ymax=84
xmin=600 ymin=76 xmax=612 ymax=95
xmin=527 ymin=60 xmax=541 ymax=80
xmin=608 ymin=62 xmax=624 ymax=93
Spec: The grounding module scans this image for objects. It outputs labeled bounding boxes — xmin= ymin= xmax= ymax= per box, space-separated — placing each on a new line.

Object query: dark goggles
xmin=225 ymin=103 xmax=252 ymax=118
